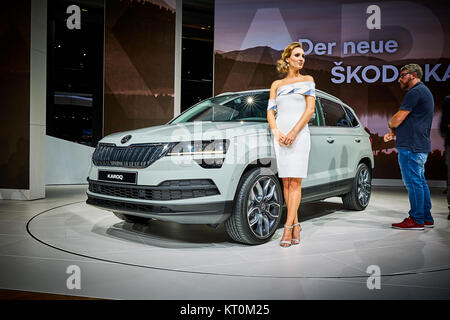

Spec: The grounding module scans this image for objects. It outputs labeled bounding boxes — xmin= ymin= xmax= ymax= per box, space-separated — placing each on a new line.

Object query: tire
xmin=113 ymin=212 xmax=151 ymax=224
xmin=342 ymin=162 xmax=372 ymax=211
xmin=225 ymin=167 xmax=283 ymax=245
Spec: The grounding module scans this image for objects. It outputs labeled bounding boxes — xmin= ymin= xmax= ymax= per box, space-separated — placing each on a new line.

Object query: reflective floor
xmin=0 ymin=185 xmax=449 ymax=299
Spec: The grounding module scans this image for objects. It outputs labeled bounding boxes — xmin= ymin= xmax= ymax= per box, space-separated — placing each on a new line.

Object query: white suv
xmin=86 ymin=88 xmax=374 ymax=244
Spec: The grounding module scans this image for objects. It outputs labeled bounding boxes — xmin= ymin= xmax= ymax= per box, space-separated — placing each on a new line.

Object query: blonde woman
xmin=266 ymin=42 xmax=316 ymax=247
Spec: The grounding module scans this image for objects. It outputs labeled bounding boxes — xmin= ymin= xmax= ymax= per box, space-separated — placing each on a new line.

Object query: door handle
xmin=326 ymin=137 xmax=335 ymax=144
xmin=355 ymin=137 xmax=361 ymax=143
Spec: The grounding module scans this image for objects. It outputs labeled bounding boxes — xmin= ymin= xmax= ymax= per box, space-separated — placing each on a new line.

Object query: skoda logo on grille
xmin=138 ymin=189 xmax=146 ymax=198
xmin=121 ymin=135 xmax=132 ymax=144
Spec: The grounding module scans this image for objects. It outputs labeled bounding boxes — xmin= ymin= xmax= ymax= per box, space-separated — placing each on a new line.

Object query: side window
xmin=224 ymin=92 xmax=269 ymax=121
xmin=343 ymin=106 xmax=359 ymax=127
xmin=321 ymin=98 xmax=351 ymax=127
xmin=308 ymin=100 xmax=321 ymax=127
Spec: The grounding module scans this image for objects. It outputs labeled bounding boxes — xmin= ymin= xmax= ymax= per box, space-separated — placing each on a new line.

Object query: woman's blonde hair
xmin=276 ymin=42 xmax=303 ymax=74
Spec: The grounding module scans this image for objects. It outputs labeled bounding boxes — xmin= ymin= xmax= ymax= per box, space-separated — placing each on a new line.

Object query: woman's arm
xmin=267 ymin=80 xmax=279 ymax=133
xmin=267 ymin=80 xmax=286 ymax=146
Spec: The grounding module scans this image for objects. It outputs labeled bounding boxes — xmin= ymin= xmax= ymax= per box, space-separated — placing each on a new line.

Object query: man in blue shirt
xmin=384 ymin=64 xmax=434 ymax=230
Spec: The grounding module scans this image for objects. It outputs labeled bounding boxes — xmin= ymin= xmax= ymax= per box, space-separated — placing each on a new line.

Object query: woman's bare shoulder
xmin=270 ymin=79 xmax=283 ymax=90
xmin=269 ymin=80 xmax=283 ymax=99
xmin=302 ymin=75 xmax=315 ymax=83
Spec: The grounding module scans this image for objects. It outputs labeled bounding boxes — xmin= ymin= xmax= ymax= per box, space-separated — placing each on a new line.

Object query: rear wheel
xmin=225 ymin=167 xmax=283 ymax=245
xmin=342 ymin=163 xmax=371 ymax=210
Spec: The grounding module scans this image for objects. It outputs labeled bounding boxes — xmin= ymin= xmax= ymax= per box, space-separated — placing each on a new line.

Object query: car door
xmin=319 ymin=97 xmax=357 ymax=182
xmin=341 ymin=104 xmax=366 ymax=178
xmin=302 ymin=98 xmax=335 ymax=188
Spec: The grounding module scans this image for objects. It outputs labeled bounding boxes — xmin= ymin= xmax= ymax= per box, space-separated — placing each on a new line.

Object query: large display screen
xmin=104 ymin=0 xmax=176 ymax=135
xmin=214 ymin=0 xmax=449 ymax=180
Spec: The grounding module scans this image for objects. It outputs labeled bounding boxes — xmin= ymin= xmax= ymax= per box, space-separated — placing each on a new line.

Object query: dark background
xmin=0 ymin=1 xmax=31 ymax=189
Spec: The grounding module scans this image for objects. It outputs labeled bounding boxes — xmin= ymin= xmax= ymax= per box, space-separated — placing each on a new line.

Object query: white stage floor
xmin=0 ymin=185 xmax=449 ymax=299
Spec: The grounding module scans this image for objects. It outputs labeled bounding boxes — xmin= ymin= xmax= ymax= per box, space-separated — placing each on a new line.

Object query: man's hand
xmin=383 ymin=133 xmax=394 ymax=142
xmin=384 ymin=129 xmax=396 ymax=142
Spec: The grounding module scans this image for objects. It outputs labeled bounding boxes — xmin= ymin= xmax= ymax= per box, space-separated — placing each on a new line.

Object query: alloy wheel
xmin=246 ymin=177 xmax=282 ymax=239
xmin=357 ymin=167 xmax=371 ymax=207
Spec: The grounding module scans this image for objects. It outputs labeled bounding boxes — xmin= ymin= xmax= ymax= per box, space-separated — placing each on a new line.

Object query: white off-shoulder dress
xmin=267 ymin=81 xmax=316 ymax=178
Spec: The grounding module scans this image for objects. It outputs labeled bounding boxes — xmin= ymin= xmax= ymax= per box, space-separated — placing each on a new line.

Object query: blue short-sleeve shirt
xmin=395 ymin=82 xmax=434 ymax=153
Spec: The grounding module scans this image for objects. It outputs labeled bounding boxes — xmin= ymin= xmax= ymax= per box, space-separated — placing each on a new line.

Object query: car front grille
xmin=92 ymin=143 xmax=174 ymax=168
xmin=88 ymin=179 xmax=220 ymax=201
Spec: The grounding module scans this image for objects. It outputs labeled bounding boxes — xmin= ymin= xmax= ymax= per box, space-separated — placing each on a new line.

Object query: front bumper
xmin=86 ymin=192 xmax=233 ymax=224
xmin=85 ymin=134 xmax=275 ymax=224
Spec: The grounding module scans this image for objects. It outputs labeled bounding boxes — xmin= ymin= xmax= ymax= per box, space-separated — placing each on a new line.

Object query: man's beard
xmin=400 ymin=80 xmax=410 ymax=91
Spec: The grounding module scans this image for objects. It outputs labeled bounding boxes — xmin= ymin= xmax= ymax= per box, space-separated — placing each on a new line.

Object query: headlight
xmin=167 ymin=139 xmax=230 ymax=156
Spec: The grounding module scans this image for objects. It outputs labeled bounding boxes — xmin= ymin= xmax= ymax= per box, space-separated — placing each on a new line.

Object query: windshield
xmin=168 ymin=92 xmax=270 ymax=124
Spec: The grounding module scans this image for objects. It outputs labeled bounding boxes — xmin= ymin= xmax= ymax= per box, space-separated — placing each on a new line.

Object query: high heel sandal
xmin=280 ymin=225 xmax=293 ymax=248
xmin=291 ymin=223 xmax=302 ymax=245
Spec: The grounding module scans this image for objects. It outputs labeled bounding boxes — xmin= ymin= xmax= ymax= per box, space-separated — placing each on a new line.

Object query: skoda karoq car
xmin=86 ymin=89 xmax=374 ymax=245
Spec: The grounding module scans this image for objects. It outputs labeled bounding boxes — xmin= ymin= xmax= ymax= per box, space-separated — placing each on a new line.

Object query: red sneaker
xmin=392 ymin=217 xmax=424 ymax=230
xmin=424 ymin=221 xmax=434 ymax=228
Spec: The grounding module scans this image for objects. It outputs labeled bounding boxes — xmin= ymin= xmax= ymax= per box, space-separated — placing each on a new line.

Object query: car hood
xmin=100 ymin=121 xmax=270 ymax=145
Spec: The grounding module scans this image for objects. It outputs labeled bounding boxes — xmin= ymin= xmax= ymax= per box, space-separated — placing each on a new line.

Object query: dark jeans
xmin=397 ymin=148 xmax=433 ymax=224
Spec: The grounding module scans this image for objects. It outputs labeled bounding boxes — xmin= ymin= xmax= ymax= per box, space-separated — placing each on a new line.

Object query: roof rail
xmin=216 ymin=88 xmax=345 ymax=104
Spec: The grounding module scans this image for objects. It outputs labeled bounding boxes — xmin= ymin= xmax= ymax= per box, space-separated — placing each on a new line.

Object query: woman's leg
xmin=289 ymin=178 xmax=302 ymax=243
xmin=286 ymin=178 xmax=301 ymax=224
xmin=280 ymin=178 xmax=292 ymax=246
xmin=282 ymin=177 xmax=290 ymax=209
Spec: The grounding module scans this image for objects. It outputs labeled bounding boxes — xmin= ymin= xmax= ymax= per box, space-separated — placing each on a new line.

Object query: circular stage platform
xmin=26 ymin=199 xmax=450 ymax=279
